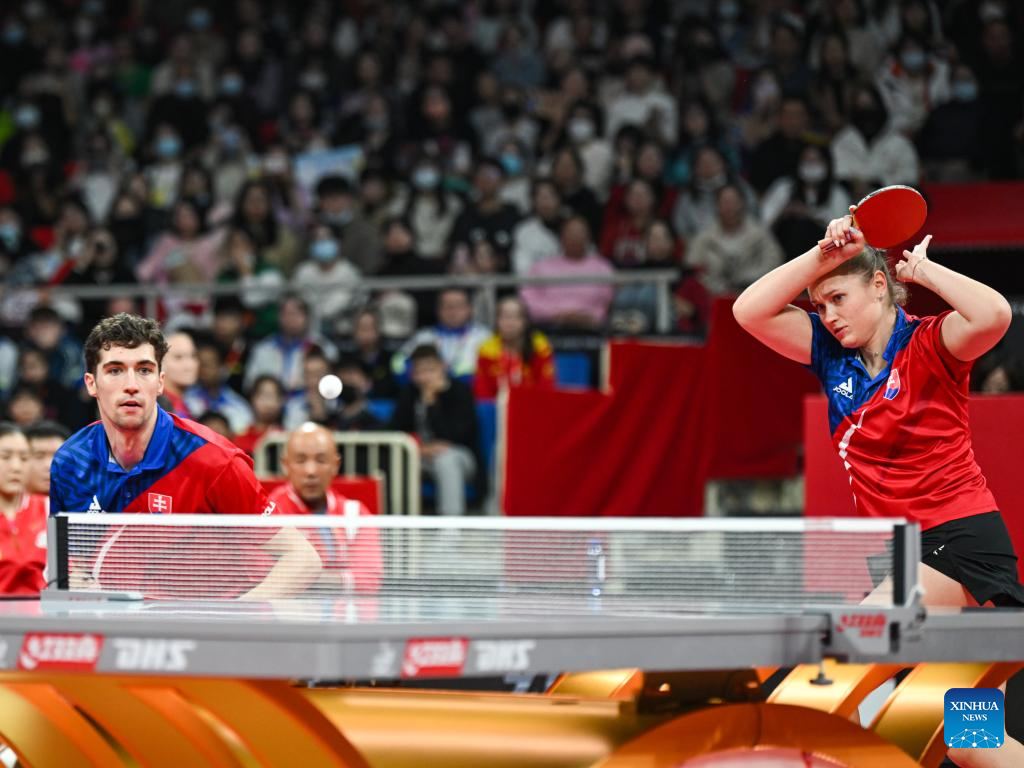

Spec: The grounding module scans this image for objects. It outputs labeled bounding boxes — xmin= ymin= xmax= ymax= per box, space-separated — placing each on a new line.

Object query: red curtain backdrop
xmin=921 ymin=182 xmax=1024 ymax=248
xmin=503 ymin=299 xmax=819 ymax=517
xmin=805 ymin=394 xmax=1024 ymax=580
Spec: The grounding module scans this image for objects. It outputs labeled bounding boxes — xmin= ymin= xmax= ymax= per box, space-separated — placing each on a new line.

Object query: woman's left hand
xmin=895 ymin=234 xmax=932 ymax=284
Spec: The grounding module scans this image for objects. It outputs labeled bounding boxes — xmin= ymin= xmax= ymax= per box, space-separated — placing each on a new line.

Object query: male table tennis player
xmin=0 ymin=423 xmax=48 ymax=595
xmin=268 ymin=423 xmax=382 ymax=594
xmin=49 ymin=313 xmax=321 ymax=599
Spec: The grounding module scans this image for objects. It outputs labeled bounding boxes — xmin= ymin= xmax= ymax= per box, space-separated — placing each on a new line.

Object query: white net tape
xmin=55 ymin=515 xmax=907 ymax=611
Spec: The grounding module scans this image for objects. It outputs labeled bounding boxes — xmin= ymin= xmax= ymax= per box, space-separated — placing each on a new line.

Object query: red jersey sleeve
xmin=207 ymin=454 xmax=274 ymax=516
xmin=917 ymin=311 xmax=973 ymax=383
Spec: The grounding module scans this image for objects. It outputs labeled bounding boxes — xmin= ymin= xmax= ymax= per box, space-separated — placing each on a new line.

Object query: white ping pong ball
xmin=318 ymin=374 xmax=343 ymax=400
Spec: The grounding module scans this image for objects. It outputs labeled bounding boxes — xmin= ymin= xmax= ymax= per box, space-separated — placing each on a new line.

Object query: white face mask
xmin=567 ymin=118 xmax=595 ymax=143
xmin=798 ymin=162 xmax=827 ymax=184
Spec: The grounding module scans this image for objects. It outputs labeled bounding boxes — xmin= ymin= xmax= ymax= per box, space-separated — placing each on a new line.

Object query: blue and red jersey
xmin=50 ymin=407 xmax=272 ymax=516
xmin=808 ymin=308 xmax=996 ymax=530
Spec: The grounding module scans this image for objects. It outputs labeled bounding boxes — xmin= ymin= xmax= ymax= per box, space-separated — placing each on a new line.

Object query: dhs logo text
xmin=945 ymin=688 xmax=1004 ymax=749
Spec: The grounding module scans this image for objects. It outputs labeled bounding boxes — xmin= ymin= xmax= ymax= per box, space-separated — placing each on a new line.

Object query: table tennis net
xmin=50 ymin=515 xmax=915 ymax=609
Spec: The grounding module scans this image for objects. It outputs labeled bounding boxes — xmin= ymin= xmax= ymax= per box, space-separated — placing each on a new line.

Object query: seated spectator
xmin=185 ymin=338 xmax=254 ymax=435
xmin=234 ymin=375 xmax=286 ymax=457
xmin=496 ymin=137 xmax=533 ymax=213
xmin=269 ymin=423 xmax=382 ymax=594
xmin=521 ymin=216 xmax=615 ymax=332
xmin=136 ymin=196 xmax=224 ymax=286
xmin=216 ymin=227 xmax=286 ymax=339
xmin=474 ymin=296 xmax=556 ymax=400
xmin=62 ymin=227 xmax=136 ymax=333
xmin=400 ymin=156 xmax=463 ymax=266
xmin=600 ymin=178 xmax=659 ymax=267
xmin=561 ymin=100 xmax=614 ymax=198
xmin=971 ymin=349 xmax=1024 ymax=394
xmin=917 ymin=64 xmax=985 ymax=181
xmin=747 ymin=95 xmax=814 ymax=194
xmin=351 ymin=309 xmax=399 ymax=400
xmin=610 ymin=219 xmax=689 ymax=336
xmin=687 ymin=184 xmax=784 ymax=297
xmin=23 ymin=305 xmax=84 ymax=391
xmin=831 ymin=84 xmax=920 ymax=198
xmin=292 ymin=222 xmax=365 ymax=336
xmin=0 ymin=423 xmax=47 ymax=595
xmin=392 ymin=288 xmax=491 ymax=382
xmin=283 ymin=347 xmax=335 ymax=430
xmin=809 ymin=30 xmax=860 ymax=135
xmin=24 ymin=420 xmax=70 ymax=497
xmin=14 ymin=346 xmax=88 ymax=430
xmin=550 ymin=147 xmax=603 ymax=242
xmin=313 ymin=176 xmax=382 ymax=275
xmin=244 ymin=294 xmax=337 ymax=395
xmin=377 ymin=217 xmax=443 ymax=330
xmin=232 ymin=179 xmax=301 ymax=278
xmin=332 ymin=357 xmax=386 ymax=432
xmin=760 ymin=143 xmax=850 ymax=258
xmin=875 ymin=32 xmax=950 ymax=137
xmin=672 ymin=145 xmax=757 ymax=240
xmin=449 ymin=157 xmax=521 ymax=274
xmin=604 ymin=54 xmax=677 ymax=147
xmin=158 ymin=330 xmax=200 ymax=419
xmin=390 ymin=345 xmax=481 ymax=517
xmin=196 ymin=410 xmax=234 ymax=442
xmin=4 ymin=386 xmax=46 ymax=429
xmin=668 ymin=97 xmax=741 ymax=188
xmin=512 ymin=178 xmax=564 ymax=277
xmin=209 ymin=297 xmax=251 ymax=395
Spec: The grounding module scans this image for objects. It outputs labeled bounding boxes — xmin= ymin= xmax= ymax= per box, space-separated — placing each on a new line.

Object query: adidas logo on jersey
xmin=833 ymin=377 xmax=854 ymax=400
xmin=87 ymin=496 xmax=104 ymax=513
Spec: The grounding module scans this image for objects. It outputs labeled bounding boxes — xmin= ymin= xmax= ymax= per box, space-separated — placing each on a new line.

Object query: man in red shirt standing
xmin=268 ymin=423 xmax=382 ymax=594
xmin=0 ymin=423 xmax=48 ymax=595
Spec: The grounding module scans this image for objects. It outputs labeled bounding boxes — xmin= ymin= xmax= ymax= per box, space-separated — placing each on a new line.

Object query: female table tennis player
xmin=735 ymin=210 xmax=1024 ymax=766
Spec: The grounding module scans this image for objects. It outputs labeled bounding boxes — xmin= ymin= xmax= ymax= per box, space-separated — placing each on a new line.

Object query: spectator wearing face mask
xmin=875 ymin=33 xmax=951 ymax=137
xmin=561 ymin=100 xmax=614 ymax=198
xmin=831 ymin=84 xmax=920 ymax=199
xmin=760 ymin=143 xmax=850 ymax=258
xmin=917 ymin=64 xmax=986 ymax=180
xmin=144 ymin=124 xmax=186 ymax=209
xmin=399 ymin=157 xmax=463 ymax=264
xmin=496 ymin=137 xmax=532 ymax=214
xmin=672 ymin=145 xmax=757 ymax=240
xmin=314 ymin=175 xmax=381 ymax=275
xmin=292 ymin=222 xmax=365 ymax=336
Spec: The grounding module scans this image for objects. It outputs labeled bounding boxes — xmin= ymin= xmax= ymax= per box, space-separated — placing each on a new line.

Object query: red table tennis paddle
xmin=819 ymin=185 xmax=927 ymax=253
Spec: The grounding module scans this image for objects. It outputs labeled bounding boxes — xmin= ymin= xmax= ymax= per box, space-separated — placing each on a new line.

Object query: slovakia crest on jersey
xmin=148 ymin=493 xmax=173 ymax=514
xmin=884 ymin=368 xmax=901 ymax=400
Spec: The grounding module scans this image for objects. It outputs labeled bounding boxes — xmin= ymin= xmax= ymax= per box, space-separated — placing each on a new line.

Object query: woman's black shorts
xmin=869 ymin=512 xmax=1024 ymax=606
xmin=918 ymin=511 xmax=1024 ymax=607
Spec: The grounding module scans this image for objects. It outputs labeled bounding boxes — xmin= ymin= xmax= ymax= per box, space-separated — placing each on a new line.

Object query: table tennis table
xmin=0 ymin=514 xmax=1021 ymax=767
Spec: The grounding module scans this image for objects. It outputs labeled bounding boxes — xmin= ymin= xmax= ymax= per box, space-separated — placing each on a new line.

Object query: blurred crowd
xmin=1 ymin=0 xmax=1024 ymax=480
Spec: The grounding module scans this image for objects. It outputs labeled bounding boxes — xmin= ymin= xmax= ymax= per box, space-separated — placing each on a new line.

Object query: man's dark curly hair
xmin=84 ymin=313 xmax=169 ymax=375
